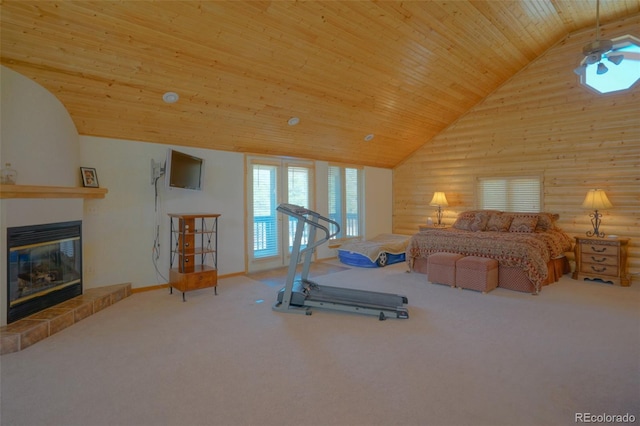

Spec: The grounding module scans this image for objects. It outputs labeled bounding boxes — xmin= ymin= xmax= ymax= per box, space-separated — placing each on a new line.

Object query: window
xmin=247 ymin=156 xmax=313 ymax=273
xmin=577 ymin=35 xmax=640 ymax=94
xmin=477 ymin=176 xmax=542 ymax=212
xmin=252 ymin=164 xmax=278 ymax=258
xmin=328 ymin=165 xmax=362 ymax=239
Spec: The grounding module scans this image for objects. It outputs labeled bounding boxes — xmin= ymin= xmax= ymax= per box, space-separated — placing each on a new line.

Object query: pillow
xmin=452 ymin=216 xmax=473 ymax=231
xmin=452 ymin=210 xmax=479 ymax=231
xmin=509 ymin=215 xmax=539 ymax=233
xmin=486 ymin=214 xmax=513 ymax=232
xmin=469 ymin=212 xmax=490 ymax=232
xmin=535 ymin=213 xmax=559 ymax=232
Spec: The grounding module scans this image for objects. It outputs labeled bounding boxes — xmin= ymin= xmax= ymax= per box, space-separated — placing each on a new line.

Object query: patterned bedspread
xmin=407 ymin=228 xmax=572 ymax=290
xmin=338 ymin=234 xmax=411 ymax=262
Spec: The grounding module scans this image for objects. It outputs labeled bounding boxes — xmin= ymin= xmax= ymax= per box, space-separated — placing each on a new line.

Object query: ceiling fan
xmin=575 ymin=0 xmax=624 ymax=75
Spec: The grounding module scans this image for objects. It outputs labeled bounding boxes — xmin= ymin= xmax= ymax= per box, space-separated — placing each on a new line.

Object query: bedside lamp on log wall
xmin=430 ymin=192 xmax=448 ymax=226
xmin=582 ymin=189 xmax=613 ymax=238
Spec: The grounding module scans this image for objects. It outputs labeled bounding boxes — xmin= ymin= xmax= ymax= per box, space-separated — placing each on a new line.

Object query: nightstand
xmin=419 ymin=224 xmax=450 ymax=231
xmin=573 ymin=236 xmax=630 ymax=286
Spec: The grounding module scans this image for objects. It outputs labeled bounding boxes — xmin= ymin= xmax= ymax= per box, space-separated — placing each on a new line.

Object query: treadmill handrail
xmin=276 ymin=203 xmax=340 ymax=244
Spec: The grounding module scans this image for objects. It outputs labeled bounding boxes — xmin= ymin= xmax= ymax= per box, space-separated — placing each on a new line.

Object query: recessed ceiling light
xmin=364 ymin=134 xmax=375 ymax=141
xmin=162 ymin=92 xmax=179 ymax=103
xmin=288 ymin=117 xmax=300 ymax=126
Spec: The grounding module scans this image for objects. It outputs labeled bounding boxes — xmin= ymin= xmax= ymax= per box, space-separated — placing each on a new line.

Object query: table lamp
xmin=581 ymin=189 xmax=612 ymax=238
xmin=430 ymin=192 xmax=448 ymax=226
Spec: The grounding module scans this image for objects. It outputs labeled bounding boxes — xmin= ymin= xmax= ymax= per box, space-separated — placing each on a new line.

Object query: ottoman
xmin=427 ymin=253 xmax=464 ymax=287
xmin=456 ymin=256 xmax=499 ymax=294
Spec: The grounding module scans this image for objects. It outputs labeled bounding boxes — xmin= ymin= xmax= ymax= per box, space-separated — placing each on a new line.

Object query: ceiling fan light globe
xmin=573 ymin=65 xmax=586 ymax=76
xmin=607 ymin=54 xmax=623 ymax=65
xmin=596 ymin=62 xmax=608 ymax=74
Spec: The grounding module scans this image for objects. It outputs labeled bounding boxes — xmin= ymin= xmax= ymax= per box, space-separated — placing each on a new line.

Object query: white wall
xmin=81 ymin=138 xmax=393 ymax=280
xmin=0 ymin=67 xmax=80 ymax=186
xmin=0 ymin=66 xmax=83 ymax=326
xmin=80 ymin=136 xmax=246 ymax=288
xmin=1 ymin=65 xmax=394 ymax=326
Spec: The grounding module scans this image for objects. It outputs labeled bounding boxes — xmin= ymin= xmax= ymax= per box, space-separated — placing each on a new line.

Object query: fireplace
xmin=7 ymin=221 xmax=82 ymax=323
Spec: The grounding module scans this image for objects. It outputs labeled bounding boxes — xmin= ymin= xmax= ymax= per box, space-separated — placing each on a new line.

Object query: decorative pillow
xmin=509 ymin=215 xmax=539 ymax=233
xmin=452 ymin=210 xmax=476 ymax=230
xmin=469 ymin=212 xmax=490 ymax=232
xmin=486 ymin=214 xmax=513 ymax=232
xmin=535 ymin=213 xmax=559 ymax=232
xmin=452 ymin=216 xmax=473 ymax=231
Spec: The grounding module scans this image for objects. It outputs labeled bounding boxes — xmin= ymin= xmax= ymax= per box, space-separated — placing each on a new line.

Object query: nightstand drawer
xmin=580 ymin=243 xmax=618 ymax=256
xmin=580 ymin=253 xmax=617 ymax=267
xmin=580 ymin=262 xmax=619 ymax=277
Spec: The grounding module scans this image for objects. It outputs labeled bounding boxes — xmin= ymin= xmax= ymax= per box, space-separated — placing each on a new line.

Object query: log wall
xmin=393 ymin=15 xmax=640 ymax=280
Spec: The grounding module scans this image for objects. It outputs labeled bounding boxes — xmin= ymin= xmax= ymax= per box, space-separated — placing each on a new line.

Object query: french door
xmin=246 ymin=156 xmax=314 ymax=273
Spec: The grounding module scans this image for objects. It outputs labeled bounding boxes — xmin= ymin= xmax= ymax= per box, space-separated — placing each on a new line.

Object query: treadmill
xmin=273 ymin=203 xmax=409 ymax=320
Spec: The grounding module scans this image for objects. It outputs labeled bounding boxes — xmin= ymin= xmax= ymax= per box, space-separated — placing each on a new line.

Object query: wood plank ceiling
xmin=2 ymin=1 xmax=639 ymax=168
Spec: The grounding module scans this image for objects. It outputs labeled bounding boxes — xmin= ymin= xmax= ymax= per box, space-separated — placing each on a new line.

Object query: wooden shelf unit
xmin=168 ymin=213 xmax=220 ymax=300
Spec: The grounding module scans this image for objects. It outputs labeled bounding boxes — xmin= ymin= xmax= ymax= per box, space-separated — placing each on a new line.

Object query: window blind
xmin=287 ymin=166 xmax=310 ymax=207
xmin=345 ymin=168 xmax=360 ymax=237
xmin=477 ymin=176 xmax=541 ymax=212
xmin=252 ymin=164 xmax=278 ymax=257
xmin=328 ymin=166 xmax=343 ymax=238
xmin=328 ymin=165 xmax=361 ymax=239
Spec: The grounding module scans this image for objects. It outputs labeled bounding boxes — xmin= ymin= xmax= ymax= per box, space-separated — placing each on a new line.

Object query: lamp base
xmin=435 ymin=206 xmax=443 ymax=226
xmin=586 ymin=209 xmax=605 ymax=238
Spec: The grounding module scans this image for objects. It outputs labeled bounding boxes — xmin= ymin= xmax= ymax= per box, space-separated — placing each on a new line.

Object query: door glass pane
xmin=328 ymin=166 xmax=361 ymax=239
xmin=287 ymin=166 xmax=310 ymax=250
xmin=253 ymin=165 xmax=278 ymax=258
xmin=328 ymin=166 xmax=342 ymax=238
xmin=345 ymin=168 xmax=359 ymax=237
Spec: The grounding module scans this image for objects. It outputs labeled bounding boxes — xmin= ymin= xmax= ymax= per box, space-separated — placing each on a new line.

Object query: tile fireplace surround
xmin=0 ymin=283 xmax=131 ymax=355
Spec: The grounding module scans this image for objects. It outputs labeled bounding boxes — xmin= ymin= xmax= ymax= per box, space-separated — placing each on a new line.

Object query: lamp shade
xmin=582 ymin=189 xmax=613 ymax=210
xmin=430 ymin=192 xmax=448 ymax=207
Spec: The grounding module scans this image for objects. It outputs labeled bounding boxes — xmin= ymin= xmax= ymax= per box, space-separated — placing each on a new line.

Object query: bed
xmin=407 ymin=210 xmax=573 ymax=294
xmin=338 ymin=233 xmax=411 ymax=267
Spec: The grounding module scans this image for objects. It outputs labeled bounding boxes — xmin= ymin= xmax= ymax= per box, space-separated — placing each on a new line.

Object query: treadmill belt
xmin=306 ymin=284 xmax=407 ymax=310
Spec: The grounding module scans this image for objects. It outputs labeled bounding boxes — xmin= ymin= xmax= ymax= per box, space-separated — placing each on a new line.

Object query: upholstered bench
xmin=456 ymin=256 xmax=499 ymax=294
xmin=427 ymin=252 xmax=464 ymax=287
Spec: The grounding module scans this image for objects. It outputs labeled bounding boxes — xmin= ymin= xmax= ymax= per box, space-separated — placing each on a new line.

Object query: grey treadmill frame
xmin=272 ymin=203 xmax=409 ymax=320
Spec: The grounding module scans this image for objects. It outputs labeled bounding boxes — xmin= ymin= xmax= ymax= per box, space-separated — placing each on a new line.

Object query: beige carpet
xmin=247 ymin=261 xmax=350 ymax=287
xmin=1 ymin=261 xmax=638 ymax=426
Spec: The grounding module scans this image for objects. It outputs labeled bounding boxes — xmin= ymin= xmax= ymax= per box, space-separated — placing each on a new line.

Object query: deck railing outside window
xmin=328 ymin=213 xmax=359 ymax=239
xmin=253 ymin=215 xmax=310 ymax=257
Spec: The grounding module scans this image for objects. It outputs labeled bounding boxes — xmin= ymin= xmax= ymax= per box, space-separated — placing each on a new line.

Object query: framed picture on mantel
xmin=80 ymin=167 xmax=99 ymax=188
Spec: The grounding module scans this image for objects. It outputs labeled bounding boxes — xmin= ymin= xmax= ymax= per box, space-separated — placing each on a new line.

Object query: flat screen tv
xmin=166 ymin=148 xmax=205 ymax=191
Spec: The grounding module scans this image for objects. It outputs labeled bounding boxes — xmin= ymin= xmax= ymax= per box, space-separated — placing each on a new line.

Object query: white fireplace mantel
xmin=0 ymin=184 xmax=108 ymax=199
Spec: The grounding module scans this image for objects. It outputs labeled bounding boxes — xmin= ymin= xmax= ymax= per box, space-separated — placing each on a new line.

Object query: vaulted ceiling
xmin=2 ymin=1 xmax=639 ymax=168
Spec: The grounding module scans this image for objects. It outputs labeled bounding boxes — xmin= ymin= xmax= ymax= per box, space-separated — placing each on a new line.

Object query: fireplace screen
xmin=7 ymin=221 xmax=82 ymax=323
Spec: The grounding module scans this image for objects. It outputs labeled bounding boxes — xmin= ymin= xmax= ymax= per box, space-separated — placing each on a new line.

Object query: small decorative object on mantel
xmin=581 ymin=188 xmax=613 ymax=238
xmin=1 ymin=162 xmax=18 ymax=184
xmin=80 ymin=167 xmax=99 ymax=188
